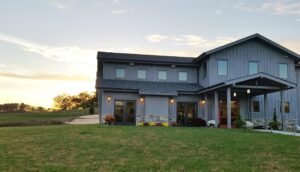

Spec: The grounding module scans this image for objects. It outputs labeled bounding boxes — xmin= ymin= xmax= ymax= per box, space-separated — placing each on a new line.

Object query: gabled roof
xmin=97 ymin=52 xmax=198 ymax=66
xmin=194 ymin=33 xmax=300 ymax=62
xmin=97 ymin=79 xmax=203 ymax=96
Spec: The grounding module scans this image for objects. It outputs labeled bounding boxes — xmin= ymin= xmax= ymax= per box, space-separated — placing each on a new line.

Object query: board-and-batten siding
xmin=204 ymin=39 xmax=298 ymax=122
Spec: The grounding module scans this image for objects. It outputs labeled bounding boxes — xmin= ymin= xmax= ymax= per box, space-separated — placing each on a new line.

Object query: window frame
xmin=157 ymin=70 xmax=167 ymax=80
xmin=137 ymin=69 xmax=146 ymax=80
xmin=217 ymin=59 xmax=228 ymax=76
xmin=252 ymin=100 xmax=260 ymax=113
xmin=115 ymin=68 xmax=125 ymax=79
xmin=279 ymin=63 xmax=288 ymax=79
xmin=178 ymin=71 xmax=188 ymax=82
xmin=248 ymin=61 xmax=259 ymax=75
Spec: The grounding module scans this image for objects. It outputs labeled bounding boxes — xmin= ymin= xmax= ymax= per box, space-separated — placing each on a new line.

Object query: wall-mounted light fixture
xmin=140 ymin=97 xmax=144 ymax=104
xmin=129 ymin=62 xmax=135 ymax=66
xmin=107 ymin=96 xmax=111 ymax=104
xmin=247 ymin=89 xmax=251 ymax=94
xmin=233 ymin=92 xmax=237 ymax=97
xmin=170 ymin=98 xmax=174 ymax=106
xmin=201 ymin=100 xmax=206 ymax=104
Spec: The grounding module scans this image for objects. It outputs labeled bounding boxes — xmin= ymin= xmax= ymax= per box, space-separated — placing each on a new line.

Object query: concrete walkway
xmin=255 ymin=129 xmax=300 ymax=137
xmin=65 ymin=114 xmax=99 ymax=125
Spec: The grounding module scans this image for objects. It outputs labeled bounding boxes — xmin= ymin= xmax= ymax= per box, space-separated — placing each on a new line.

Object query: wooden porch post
xmin=264 ymin=93 xmax=268 ymax=129
xmin=204 ymin=94 xmax=208 ymax=122
xmin=227 ymin=87 xmax=232 ymax=128
xmin=214 ymin=91 xmax=219 ymax=127
xmin=280 ymin=90 xmax=286 ymax=130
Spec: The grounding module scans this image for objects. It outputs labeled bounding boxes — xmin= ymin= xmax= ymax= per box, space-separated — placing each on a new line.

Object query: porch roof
xmin=197 ymin=73 xmax=296 ymax=95
xmin=98 ymin=79 xmax=202 ymax=96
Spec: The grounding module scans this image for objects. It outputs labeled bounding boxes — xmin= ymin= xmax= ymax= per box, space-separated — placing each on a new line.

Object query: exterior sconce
xmin=247 ymin=89 xmax=251 ymax=94
xmin=170 ymin=98 xmax=174 ymax=105
xmin=233 ymin=92 xmax=237 ymax=97
xmin=140 ymin=97 xmax=144 ymax=104
xmin=107 ymin=96 xmax=111 ymax=103
xmin=201 ymin=100 xmax=206 ymax=104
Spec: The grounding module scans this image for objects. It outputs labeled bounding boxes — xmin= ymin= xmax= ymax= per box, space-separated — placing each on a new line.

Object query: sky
xmin=1 ymin=0 xmax=300 ymax=107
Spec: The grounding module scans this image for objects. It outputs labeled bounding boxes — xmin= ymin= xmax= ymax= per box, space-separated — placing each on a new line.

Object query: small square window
xmin=249 ymin=61 xmax=258 ymax=75
xmin=137 ymin=70 xmax=146 ymax=79
xmin=284 ymin=102 xmax=290 ymax=113
xmin=116 ymin=69 xmax=125 ymax=78
xmin=158 ymin=71 xmax=167 ymax=80
xmin=178 ymin=72 xmax=187 ymax=81
xmin=279 ymin=64 xmax=288 ymax=79
xmin=253 ymin=101 xmax=260 ymax=112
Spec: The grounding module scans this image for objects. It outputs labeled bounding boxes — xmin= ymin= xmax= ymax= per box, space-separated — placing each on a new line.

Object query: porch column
xmin=227 ymin=87 xmax=232 ymax=128
xmin=250 ymin=97 xmax=253 ymax=122
xmin=204 ymin=94 xmax=208 ymax=122
xmin=214 ymin=91 xmax=219 ymax=127
xmin=264 ymin=93 xmax=268 ymax=129
xmin=280 ymin=90 xmax=286 ymax=130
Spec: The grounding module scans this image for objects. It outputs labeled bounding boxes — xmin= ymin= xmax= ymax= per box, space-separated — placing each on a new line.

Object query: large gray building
xmin=96 ymin=34 xmax=300 ymax=129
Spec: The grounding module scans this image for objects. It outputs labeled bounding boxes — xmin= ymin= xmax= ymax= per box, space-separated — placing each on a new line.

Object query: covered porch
xmin=198 ymin=73 xmax=296 ymax=129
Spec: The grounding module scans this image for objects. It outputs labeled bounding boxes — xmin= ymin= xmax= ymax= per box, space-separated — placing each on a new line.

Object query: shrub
xmin=234 ymin=114 xmax=245 ymax=128
xmin=269 ymin=108 xmax=280 ymax=130
xmin=89 ymin=106 xmax=95 ymax=114
xmin=192 ymin=118 xmax=207 ymax=127
xmin=143 ymin=122 xmax=149 ymax=126
xmin=171 ymin=122 xmax=179 ymax=127
xmin=104 ymin=114 xmax=115 ymax=125
xmin=155 ymin=122 xmax=163 ymax=126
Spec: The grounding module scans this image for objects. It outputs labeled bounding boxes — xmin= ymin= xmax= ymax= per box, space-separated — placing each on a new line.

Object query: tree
xmin=53 ymin=94 xmax=72 ymax=110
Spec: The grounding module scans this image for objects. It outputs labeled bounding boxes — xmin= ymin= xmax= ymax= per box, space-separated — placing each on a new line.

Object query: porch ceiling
xmin=197 ymin=72 xmax=296 ymax=96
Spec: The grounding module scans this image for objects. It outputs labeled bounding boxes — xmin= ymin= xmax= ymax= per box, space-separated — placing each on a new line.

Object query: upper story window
xmin=217 ymin=60 xmax=228 ymax=76
xmin=279 ymin=63 xmax=288 ymax=79
xmin=158 ymin=71 xmax=167 ymax=80
xmin=116 ymin=68 xmax=125 ymax=78
xmin=178 ymin=72 xmax=187 ymax=81
xmin=253 ymin=101 xmax=260 ymax=112
xmin=137 ymin=70 xmax=146 ymax=79
xmin=249 ymin=61 xmax=258 ymax=75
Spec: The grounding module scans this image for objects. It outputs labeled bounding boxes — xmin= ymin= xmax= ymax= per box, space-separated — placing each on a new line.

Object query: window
xmin=217 ymin=60 xmax=228 ymax=76
xmin=284 ymin=102 xmax=290 ymax=113
xmin=253 ymin=101 xmax=260 ymax=112
xmin=178 ymin=72 xmax=187 ymax=81
xmin=158 ymin=71 xmax=167 ymax=80
xmin=279 ymin=63 xmax=288 ymax=79
xmin=137 ymin=70 xmax=146 ymax=79
xmin=116 ymin=69 xmax=125 ymax=78
xmin=249 ymin=61 xmax=258 ymax=75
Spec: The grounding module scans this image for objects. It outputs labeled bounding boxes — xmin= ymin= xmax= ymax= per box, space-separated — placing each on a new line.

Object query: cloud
xmin=0 ymin=32 xmax=96 ymax=66
xmin=46 ymin=0 xmax=65 ymax=9
xmin=0 ymin=71 xmax=92 ymax=81
xmin=281 ymin=40 xmax=300 ymax=54
xmin=0 ymin=64 xmax=7 ymax=68
xmin=145 ymin=34 xmax=169 ymax=42
xmin=234 ymin=1 xmax=300 ymax=15
xmin=111 ymin=9 xmax=129 ymax=14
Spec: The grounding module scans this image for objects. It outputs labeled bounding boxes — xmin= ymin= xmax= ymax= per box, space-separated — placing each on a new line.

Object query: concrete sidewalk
xmin=255 ymin=129 xmax=300 ymax=137
xmin=65 ymin=114 xmax=99 ymax=125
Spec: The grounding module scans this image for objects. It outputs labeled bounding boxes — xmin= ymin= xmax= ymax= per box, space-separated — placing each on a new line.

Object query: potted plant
xmin=104 ymin=114 xmax=115 ymax=125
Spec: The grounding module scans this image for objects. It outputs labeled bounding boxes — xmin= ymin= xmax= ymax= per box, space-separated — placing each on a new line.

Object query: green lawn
xmin=0 ymin=109 xmax=92 ymax=127
xmin=0 ymin=125 xmax=299 ymax=171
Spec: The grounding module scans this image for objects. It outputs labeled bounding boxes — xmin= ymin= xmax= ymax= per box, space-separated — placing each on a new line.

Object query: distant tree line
xmin=53 ymin=91 xmax=97 ymax=110
xmin=0 ymin=103 xmax=47 ymax=113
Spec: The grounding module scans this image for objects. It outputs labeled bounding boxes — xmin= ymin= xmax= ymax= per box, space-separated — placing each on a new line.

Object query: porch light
xmin=170 ymin=98 xmax=174 ymax=105
xmin=140 ymin=97 xmax=144 ymax=104
xmin=201 ymin=100 xmax=206 ymax=104
xmin=107 ymin=96 xmax=111 ymax=103
xmin=247 ymin=89 xmax=251 ymax=94
xmin=233 ymin=92 xmax=237 ymax=97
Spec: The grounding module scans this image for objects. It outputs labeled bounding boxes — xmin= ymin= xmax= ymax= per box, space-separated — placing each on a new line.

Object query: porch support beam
xmin=204 ymin=94 xmax=208 ymax=122
xmin=280 ymin=90 xmax=286 ymax=130
xmin=227 ymin=87 xmax=232 ymax=128
xmin=233 ymin=85 xmax=281 ymax=90
xmin=214 ymin=91 xmax=219 ymax=127
xmin=264 ymin=93 xmax=268 ymax=129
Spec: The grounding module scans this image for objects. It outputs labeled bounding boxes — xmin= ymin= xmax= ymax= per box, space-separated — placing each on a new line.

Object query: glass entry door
xmin=219 ymin=101 xmax=240 ymax=128
xmin=114 ymin=100 xmax=135 ymax=125
xmin=177 ymin=103 xmax=196 ymax=125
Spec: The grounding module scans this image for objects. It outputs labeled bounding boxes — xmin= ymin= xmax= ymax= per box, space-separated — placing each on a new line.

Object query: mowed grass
xmin=0 ymin=109 xmax=91 ymax=127
xmin=0 ymin=125 xmax=300 ymax=172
